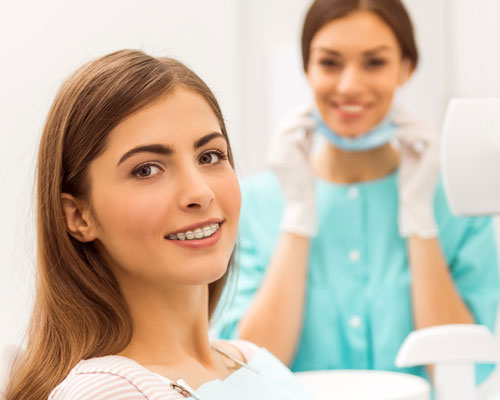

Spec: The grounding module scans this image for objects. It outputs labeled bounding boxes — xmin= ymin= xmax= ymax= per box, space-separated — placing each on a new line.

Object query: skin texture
xmin=238 ymin=11 xmax=474 ymax=370
xmin=61 ymin=88 xmax=243 ymax=389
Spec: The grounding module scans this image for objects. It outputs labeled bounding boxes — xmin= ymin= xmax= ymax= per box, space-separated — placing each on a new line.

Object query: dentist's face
xmin=306 ymin=11 xmax=412 ymax=137
xmin=87 ymin=88 xmax=241 ymax=287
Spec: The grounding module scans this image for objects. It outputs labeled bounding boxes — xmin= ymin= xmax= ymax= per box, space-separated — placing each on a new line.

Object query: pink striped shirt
xmin=49 ymin=340 xmax=257 ymax=400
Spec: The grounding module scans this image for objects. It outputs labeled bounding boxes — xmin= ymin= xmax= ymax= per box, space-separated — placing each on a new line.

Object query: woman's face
xmin=306 ymin=11 xmax=412 ymax=136
xmin=86 ymin=88 xmax=241 ymax=287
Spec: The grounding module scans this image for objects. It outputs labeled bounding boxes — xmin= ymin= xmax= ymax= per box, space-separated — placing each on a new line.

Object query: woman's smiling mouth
xmin=166 ymin=222 xmax=220 ymax=241
xmin=164 ymin=219 xmax=225 ymax=248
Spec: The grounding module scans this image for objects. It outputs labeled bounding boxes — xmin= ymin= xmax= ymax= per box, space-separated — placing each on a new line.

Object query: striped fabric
xmin=49 ymin=340 xmax=257 ymax=400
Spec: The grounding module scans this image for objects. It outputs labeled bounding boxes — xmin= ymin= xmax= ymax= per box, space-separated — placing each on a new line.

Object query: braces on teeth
xmin=167 ymin=223 xmax=220 ymax=240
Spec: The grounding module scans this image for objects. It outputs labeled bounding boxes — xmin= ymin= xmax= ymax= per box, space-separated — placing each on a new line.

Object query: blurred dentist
xmin=215 ymin=0 xmax=500 ymax=384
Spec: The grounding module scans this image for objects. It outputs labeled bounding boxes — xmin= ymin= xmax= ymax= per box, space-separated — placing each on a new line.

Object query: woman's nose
xmin=176 ymin=167 xmax=215 ymax=210
xmin=336 ymin=65 xmax=363 ymax=96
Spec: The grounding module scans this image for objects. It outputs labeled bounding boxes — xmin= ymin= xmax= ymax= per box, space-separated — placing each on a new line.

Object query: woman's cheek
xmin=106 ymin=189 xmax=171 ymax=235
xmin=229 ymin=175 xmax=242 ymax=215
xmin=218 ymin=173 xmax=241 ymax=231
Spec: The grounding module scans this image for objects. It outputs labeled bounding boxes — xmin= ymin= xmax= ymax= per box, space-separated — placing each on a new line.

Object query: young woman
xmin=215 ymin=0 xmax=500 ymax=383
xmin=5 ymin=50 xmax=314 ymax=400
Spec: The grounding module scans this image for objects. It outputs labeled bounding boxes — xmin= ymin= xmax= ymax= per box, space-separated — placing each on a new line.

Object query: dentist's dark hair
xmin=5 ymin=49 xmax=235 ymax=400
xmin=301 ymin=0 xmax=419 ymax=71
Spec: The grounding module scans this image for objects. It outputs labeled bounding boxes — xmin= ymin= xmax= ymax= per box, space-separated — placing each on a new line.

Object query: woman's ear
xmin=61 ymin=193 xmax=97 ymax=242
xmin=398 ymin=59 xmax=414 ymax=86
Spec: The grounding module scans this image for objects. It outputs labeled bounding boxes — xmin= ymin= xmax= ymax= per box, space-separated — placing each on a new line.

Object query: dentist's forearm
xmin=237 ymin=232 xmax=310 ymax=365
xmin=408 ymin=237 xmax=474 ymax=329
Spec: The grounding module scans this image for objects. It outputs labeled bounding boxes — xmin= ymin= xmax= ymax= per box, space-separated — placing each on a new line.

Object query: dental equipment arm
xmin=396 ymin=324 xmax=500 ymax=400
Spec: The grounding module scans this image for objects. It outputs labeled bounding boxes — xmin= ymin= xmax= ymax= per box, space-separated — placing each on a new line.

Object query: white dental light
xmin=441 ymin=97 xmax=500 ymax=215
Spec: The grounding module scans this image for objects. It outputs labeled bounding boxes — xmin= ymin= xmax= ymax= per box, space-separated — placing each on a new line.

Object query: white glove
xmin=267 ymin=104 xmax=317 ymax=238
xmin=393 ymin=108 xmax=440 ymax=238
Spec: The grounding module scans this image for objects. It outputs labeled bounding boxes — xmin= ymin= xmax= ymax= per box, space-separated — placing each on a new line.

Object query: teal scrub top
xmin=214 ymin=170 xmax=500 ymax=383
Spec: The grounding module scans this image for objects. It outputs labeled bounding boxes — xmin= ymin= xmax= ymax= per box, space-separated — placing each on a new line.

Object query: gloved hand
xmin=393 ymin=108 xmax=440 ymax=238
xmin=267 ymin=104 xmax=317 ymax=238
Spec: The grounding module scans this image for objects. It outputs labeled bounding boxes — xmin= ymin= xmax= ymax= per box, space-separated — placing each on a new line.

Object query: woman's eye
xmin=365 ymin=58 xmax=387 ymax=69
xmin=319 ymin=58 xmax=341 ymax=68
xmin=199 ymin=151 xmax=227 ymax=165
xmin=132 ymin=163 xmax=163 ymax=178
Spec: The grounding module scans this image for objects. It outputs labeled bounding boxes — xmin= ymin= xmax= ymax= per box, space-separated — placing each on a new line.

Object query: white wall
xmin=0 ymin=0 xmax=242 ymax=347
xmin=235 ymin=0 xmax=312 ymax=176
xmin=448 ymin=0 xmax=500 ymax=97
xmin=399 ymin=0 xmax=450 ymax=124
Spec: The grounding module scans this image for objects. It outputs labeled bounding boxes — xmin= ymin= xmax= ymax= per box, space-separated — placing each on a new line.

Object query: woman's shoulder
xmin=49 ymin=355 xmax=182 ymax=400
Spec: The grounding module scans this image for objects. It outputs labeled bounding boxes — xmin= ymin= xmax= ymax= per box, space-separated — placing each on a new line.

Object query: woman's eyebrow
xmin=117 ymin=144 xmax=173 ymax=166
xmin=314 ymin=47 xmax=342 ymax=57
xmin=117 ymin=132 xmax=225 ymax=166
xmin=194 ymin=132 xmax=226 ymax=149
xmin=363 ymin=45 xmax=393 ymax=56
xmin=314 ymin=45 xmax=393 ymax=57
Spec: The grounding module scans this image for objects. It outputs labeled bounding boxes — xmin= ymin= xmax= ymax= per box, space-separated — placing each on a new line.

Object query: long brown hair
xmin=301 ymin=0 xmax=419 ymax=71
xmin=5 ymin=49 xmax=235 ymax=400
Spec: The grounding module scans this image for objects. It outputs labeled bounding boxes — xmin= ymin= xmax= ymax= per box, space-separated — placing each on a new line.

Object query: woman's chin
xmin=197 ymin=263 xmax=230 ymax=285
xmin=326 ymin=124 xmax=370 ymax=138
xmin=324 ymin=115 xmax=378 ymax=137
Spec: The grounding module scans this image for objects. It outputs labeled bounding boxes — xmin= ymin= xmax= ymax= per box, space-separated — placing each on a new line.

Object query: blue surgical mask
xmin=311 ymin=109 xmax=397 ymax=152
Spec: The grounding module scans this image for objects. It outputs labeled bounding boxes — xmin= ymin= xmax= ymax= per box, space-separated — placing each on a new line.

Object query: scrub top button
xmin=348 ymin=187 xmax=359 ymax=198
xmin=349 ymin=249 xmax=361 ymax=262
xmin=349 ymin=315 xmax=362 ymax=328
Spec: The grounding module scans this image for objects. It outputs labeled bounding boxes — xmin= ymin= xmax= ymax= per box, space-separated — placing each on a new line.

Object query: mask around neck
xmin=310 ymin=109 xmax=397 ymax=152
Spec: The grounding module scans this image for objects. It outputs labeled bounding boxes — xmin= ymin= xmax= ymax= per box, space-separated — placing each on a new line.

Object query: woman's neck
xmin=117 ymin=282 xmax=214 ymax=366
xmin=115 ymin=281 xmax=238 ymax=388
xmin=312 ymin=142 xmax=400 ymax=184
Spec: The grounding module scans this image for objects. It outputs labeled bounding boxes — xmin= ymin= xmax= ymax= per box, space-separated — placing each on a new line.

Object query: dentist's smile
xmin=329 ymin=101 xmax=374 ymax=121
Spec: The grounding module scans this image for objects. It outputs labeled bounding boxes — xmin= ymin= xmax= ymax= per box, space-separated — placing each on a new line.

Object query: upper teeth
xmin=339 ymin=105 xmax=363 ymax=113
xmin=167 ymin=223 xmax=220 ymax=241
